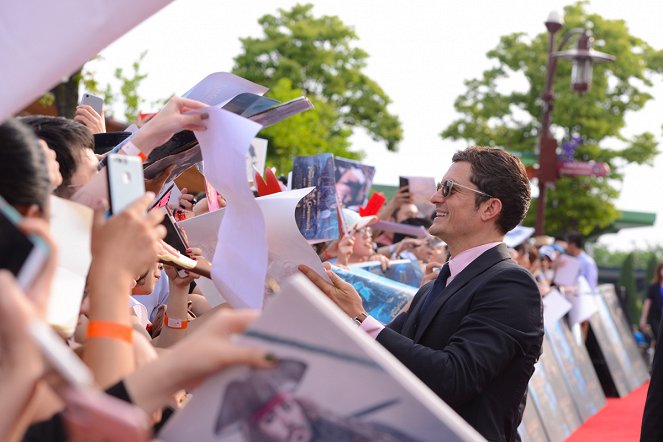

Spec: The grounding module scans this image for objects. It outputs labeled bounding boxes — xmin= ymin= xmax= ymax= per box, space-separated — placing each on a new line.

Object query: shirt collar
xmin=447 ymin=242 xmax=502 ymax=283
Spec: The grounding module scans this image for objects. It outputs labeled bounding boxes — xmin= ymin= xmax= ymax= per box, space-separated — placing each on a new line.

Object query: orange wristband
xmin=164 ymin=313 xmax=188 ymax=330
xmin=121 ymin=141 xmax=148 ymax=162
xmin=87 ymin=321 xmax=133 ymax=344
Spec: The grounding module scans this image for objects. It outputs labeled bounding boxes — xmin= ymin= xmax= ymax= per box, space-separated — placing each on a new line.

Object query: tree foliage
xmin=82 ymin=51 xmax=156 ymax=122
xmin=43 ymin=51 xmax=160 ymax=123
xmin=232 ymin=3 xmax=402 ymax=172
xmin=593 ymin=244 xmax=662 ymax=270
xmin=441 ymin=2 xmax=663 ymax=237
xmin=618 ymin=252 xmax=640 ymax=324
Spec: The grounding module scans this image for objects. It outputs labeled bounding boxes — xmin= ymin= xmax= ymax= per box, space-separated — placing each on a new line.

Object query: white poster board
xmin=161 ymin=274 xmax=485 ymax=442
xmin=0 ymin=0 xmax=171 ymax=120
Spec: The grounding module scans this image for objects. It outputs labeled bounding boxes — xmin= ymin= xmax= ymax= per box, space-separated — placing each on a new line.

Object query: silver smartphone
xmin=80 ymin=92 xmax=104 ymax=115
xmin=106 ymin=154 xmax=145 ymax=215
xmin=0 ymin=195 xmax=49 ymax=291
xmin=28 ymin=321 xmax=94 ymax=388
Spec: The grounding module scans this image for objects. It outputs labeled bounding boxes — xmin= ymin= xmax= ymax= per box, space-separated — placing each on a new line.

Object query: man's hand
xmin=298 ymin=262 xmax=365 ymax=319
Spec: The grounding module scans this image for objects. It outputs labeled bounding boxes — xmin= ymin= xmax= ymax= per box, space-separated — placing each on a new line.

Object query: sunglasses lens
xmin=443 ymin=180 xmax=452 ymax=197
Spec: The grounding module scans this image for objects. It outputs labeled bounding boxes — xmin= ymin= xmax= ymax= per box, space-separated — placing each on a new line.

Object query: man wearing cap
xmin=214 ymin=359 xmax=419 ymax=442
xmin=301 ymin=147 xmax=543 ymax=442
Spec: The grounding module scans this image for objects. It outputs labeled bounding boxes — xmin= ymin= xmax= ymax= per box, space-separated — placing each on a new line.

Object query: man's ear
xmin=480 ymin=198 xmax=502 ymax=223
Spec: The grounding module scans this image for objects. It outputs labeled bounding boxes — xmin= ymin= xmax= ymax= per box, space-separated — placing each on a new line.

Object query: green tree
xmin=593 ymin=244 xmax=663 ymax=270
xmin=441 ymin=2 xmax=663 ymax=237
xmin=43 ymin=51 xmax=163 ymax=123
xmin=259 ymin=78 xmax=357 ymax=173
xmin=232 ymin=3 xmax=402 ymax=172
xmin=82 ymin=51 xmax=157 ymax=123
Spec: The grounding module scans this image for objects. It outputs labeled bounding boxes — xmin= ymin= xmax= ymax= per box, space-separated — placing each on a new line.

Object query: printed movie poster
xmin=334 ymin=157 xmax=376 ymax=210
xmin=160 ymin=275 xmax=482 ymax=442
xmin=292 ymin=154 xmax=339 ymax=243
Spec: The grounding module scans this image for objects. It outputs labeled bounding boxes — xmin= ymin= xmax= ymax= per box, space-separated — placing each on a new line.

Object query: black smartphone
xmin=161 ymin=211 xmax=188 ymax=255
xmin=0 ymin=195 xmax=49 ymax=290
xmin=107 ymin=154 xmax=145 ymax=215
xmin=399 ymin=176 xmax=409 ymax=189
xmin=93 ymin=132 xmax=132 ymax=155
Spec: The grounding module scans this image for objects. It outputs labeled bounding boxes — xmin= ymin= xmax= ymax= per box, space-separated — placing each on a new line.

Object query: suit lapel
xmin=401 ymin=281 xmax=435 ymax=338
xmin=413 ymin=243 xmax=512 ymax=342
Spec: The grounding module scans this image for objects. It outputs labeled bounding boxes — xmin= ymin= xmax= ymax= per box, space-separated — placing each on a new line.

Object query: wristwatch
xmin=353 ymin=312 xmax=368 ymax=326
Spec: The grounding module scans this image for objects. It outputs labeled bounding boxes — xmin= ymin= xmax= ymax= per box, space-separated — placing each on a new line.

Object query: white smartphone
xmin=29 ymin=322 xmax=151 ymax=441
xmin=80 ymin=92 xmax=104 ymax=115
xmin=28 ymin=320 xmax=94 ymax=388
xmin=0 ymin=195 xmax=49 ymax=291
xmin=107 ymin=154 xmax=145 ymax=215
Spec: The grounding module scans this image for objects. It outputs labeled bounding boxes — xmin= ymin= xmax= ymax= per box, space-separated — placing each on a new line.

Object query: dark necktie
xmin=419 ymin=262 xmax=451 ymax=315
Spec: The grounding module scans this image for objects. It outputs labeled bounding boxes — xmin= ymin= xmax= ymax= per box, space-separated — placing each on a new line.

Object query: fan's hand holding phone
xmin=80 ymin=92 xmax=104 ymax=115
xmin=0 ymin=195 xmax=49 ymax=291
xmin=107 ymin=154 xmax=145 ymax=215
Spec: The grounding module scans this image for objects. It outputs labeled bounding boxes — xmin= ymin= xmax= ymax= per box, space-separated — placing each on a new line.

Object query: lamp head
xmin=553 ymin=31 xmax=615 ymax=93
xmin=545 ymin=11 xmax=563 ymax=33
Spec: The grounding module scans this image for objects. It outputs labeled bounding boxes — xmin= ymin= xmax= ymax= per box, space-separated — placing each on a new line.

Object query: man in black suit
xmin=301 ymin=147 xmax=543 ymax=441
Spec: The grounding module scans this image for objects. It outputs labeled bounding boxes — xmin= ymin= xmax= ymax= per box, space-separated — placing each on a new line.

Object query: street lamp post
xmin=534 ymin=11 xmax=615 ymax=236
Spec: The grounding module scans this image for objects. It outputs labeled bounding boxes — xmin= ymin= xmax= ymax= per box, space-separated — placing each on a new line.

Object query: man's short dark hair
xmin=20 ymin=115 xmax=94 ymax=192
xmin=566 ymin=231 xmax=585 ymax=249
xmin=452 ymin=146 xmax=531 ymax=234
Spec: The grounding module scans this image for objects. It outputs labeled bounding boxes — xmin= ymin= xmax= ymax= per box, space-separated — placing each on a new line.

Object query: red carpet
xmin=566 ymin=382 xmax=649 ymax=441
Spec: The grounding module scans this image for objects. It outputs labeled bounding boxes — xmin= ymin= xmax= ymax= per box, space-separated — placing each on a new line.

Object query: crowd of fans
xmin=0 ymin=90 xmax=607 ymax=441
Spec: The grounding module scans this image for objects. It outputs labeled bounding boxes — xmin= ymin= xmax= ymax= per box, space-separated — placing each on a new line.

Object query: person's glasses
xmin=436 ymin=179 xmax=494 ymax=199
xmin=354 ymin=227 xmax=373 ymax=237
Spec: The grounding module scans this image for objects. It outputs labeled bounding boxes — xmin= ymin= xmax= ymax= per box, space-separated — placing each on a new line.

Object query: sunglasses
xmin=436 ymin=179 xmax=494 ymax=199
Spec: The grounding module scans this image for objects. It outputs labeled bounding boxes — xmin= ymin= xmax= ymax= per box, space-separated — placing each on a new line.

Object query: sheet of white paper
xmin=402 ymin=176 xmax=436 ymax=217
xmin=373 ymin=220 xmax=429 ymax=238
xmin=178 ymin=208 xmax=226 ymax=262
xmin=178 ymin=189 xmax=330 ymax=306
xmin=553 ymin=254 xmax=582 ymax=287
xmin=167 ymin=183 xmax=182 ymax=208
xmin=257 ymin=188 xmax=330 ymax=286
xmin=566 ymin=276 xmax=599 ymax=326
xmin=542 ymin=288 xmax=572 ymax=328
xmin=194 ymin=276 xmax=226 ymax=306
xmin=47 ymin=196 xmax=93 ymax=335
xmin=504 ymin=225 xmax=535 ymax=248
xmin=160 ymin=274 xmax=483 ymax=442
xmin=0 ymin=0 xmax=171 ymax=121
xmin=70 ymin=168 xmax=107 ymax=209
xmin=183 ymin=72 xmax=267 ymax=107
xmin=194 ymin=108 xmax=267 ymax=309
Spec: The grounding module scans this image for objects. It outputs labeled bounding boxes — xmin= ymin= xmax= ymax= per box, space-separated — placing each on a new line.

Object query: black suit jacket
xmin=376 ymin=243 xmax=543 ymax=442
